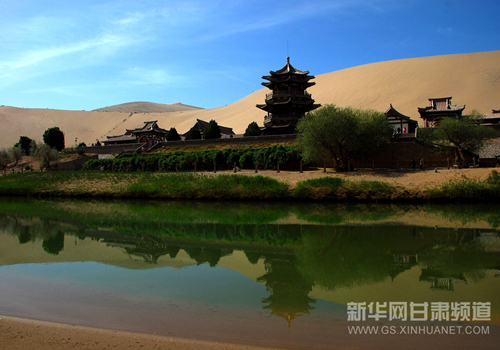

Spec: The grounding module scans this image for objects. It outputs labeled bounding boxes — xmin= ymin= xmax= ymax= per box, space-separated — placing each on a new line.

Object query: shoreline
xmin=0 ymin=167 xmax=499 ymax=202
xmin=0 ymin=315 xmax=286 ymax=350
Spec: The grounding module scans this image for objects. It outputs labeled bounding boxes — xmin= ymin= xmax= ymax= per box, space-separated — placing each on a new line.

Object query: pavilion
xmin=256 ymin=57 xmax=320 ymax=135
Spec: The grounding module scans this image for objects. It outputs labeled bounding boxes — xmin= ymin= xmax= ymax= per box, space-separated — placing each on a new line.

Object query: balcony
xmin=266 ymin=90 xmax=311 ymax=100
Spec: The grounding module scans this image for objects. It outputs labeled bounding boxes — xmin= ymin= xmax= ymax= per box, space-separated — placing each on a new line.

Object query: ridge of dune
xmin=92 ymin=101 xmax=204 ymax=113
xmin=1 ymin=51 xmax=499 ymax=148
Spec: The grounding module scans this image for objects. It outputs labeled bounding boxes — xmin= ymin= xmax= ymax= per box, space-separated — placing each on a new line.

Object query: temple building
xmin=418 ymin=97 xmax=465 ymax=127
xmin=482 ymin=109 xmax=500 ymax=130
xmin=102 ymin=121 xmax=168 ymax=146
xmin=385 ymin=104 xmax=418 ymax=135
xmin=256 ymin=57 xmax=320 ymax=134
xmin=182 ymin=119 xmax=235 ymax=138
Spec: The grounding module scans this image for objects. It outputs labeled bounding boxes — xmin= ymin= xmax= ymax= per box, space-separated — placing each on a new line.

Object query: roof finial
xmin=287 ymin=56 xmax=290 ymax=64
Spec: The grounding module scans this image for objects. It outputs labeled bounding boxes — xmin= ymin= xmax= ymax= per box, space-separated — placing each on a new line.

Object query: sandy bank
xmin=0 ymin=316 xmax=285 ymax=350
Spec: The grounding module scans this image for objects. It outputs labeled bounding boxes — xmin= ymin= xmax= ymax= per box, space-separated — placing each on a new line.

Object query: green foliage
xmin=43 ymin=126 xmax=65 ymax=151
xmin=203 ymin=120 xmax=221 ymax=139
xmin=296 ymin=104 xmax=393 ymax=171
xmin=77 ymin=142 xmax=87 ymax=148
xmin=293 ymin=177 xmax=399 ymax=200
xmin=82 ymin=146 xmax=302 ymax=172
xmin=421 ymin=113 xmax=496 ymax=167
xmin=487 ymin=170 xmax=500 ymax=186
xmin=184 ymin=126 xmax=202 ymax=140
xmin=30 ymin=141 xmax=59 ymax=169
xmin=8 ymin=146 xmax=23 ymax=166
xmin=14 ymin=136 xmax=33 ymax=155
xmin=166 ymin=127 xmax=181 ymax=141
xmin=244 ymin=121 xmax=261 ymax=137
xmin=426 ymin=175 xmax=500 ymax=201
xmin=0 ymin=149 xmax=10 ymax=170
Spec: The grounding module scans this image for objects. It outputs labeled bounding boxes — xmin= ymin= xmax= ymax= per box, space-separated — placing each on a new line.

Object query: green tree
xmin=244 ymin=121 xmax=261 ymax=137
xmin=184 ymin=126 xmax=201 ymax=140
xmin=203 ymin=120 xmax=221 ymax=139
xmin=14 ymin=136 xmax=33 ymax=155
xmin=295 ymin=104 xmax=393 ymax=171
xmin=43 ymin=127 xmax=65 ymax=151
xmin=30 ymin=141 xmax=59 ymax=169
xmin=0 ymin=149 xmax=10 ymax=170
xmin=422 ymin=111 xmax=496 ymax=168
xmin=167 ymin=127 xmax=182 ymax=141
xmin=8 ymin=146 xmax=23 ymax=166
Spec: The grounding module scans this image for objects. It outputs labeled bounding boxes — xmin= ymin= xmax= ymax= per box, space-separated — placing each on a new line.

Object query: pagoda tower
xmin=256 ymin=57 xmax=320 ymax=134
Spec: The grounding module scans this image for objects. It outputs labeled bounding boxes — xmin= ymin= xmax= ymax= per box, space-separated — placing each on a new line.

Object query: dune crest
xmin=1 ymin=51 xmax=499 ymax=148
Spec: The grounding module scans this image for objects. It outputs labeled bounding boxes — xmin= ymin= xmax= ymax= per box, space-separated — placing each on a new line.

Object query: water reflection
xmin=0 ymin=198 xmax=499 ymax=329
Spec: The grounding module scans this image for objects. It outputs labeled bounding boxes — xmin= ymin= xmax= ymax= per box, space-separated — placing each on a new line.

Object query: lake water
xmin=0 ymin=198 xmax=499 ymax=349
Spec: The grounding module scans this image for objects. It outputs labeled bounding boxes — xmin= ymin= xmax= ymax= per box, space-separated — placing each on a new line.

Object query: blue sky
xmin=1 ymin=0 xmax=498 ymax=111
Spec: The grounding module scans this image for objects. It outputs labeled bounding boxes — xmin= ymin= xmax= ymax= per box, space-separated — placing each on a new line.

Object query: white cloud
xmin=123 ymin=67 xmax=178 ymax=85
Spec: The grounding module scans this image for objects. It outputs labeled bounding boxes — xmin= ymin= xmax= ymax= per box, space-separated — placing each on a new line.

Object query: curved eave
xmin=258 ymin=99 xmax=318 ymax=111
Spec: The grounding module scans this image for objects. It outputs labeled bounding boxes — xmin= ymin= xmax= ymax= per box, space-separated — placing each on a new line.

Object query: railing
xmin=265 ymin=90 xmax=311 ymax=100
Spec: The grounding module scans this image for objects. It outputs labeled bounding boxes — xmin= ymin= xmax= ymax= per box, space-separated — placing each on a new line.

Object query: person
xmin=411 ymin=158 xmax=416 ymax=171
xmin=419 ymin=159 xmax=423 ymax=170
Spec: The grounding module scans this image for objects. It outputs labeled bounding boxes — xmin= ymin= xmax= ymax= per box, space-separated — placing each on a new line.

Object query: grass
xmin=0 ymin=171 xmax=290 ymax=200
xmin=1 ymin=170 xmax=500 ymax=202
xmin=426 ymin=171 xmax=500 ymax=201
xmin=293 ymin=177 xmax=401 ymax=200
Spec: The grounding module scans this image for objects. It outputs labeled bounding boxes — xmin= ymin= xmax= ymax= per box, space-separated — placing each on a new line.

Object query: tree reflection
xmin=42 ymin=231 xmax=64 ymax=255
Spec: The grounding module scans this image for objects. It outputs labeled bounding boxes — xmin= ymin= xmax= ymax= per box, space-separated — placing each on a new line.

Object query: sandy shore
xmin=0 ymin=316 xmax=285 ymax=350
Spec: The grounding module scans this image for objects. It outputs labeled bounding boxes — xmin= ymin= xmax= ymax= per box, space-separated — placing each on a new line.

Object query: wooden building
xmin=385 ymin=104 xmax=418 ymax=135
xmin=102 ymin=121 xmax=169 ymax=146
xmin=418 ymin=97 xmax=465 ymax=127
xmin=183 ymin=119 xmax=235 ymax=138
xmin=256 ymin=57 xmax=320 ymax=134
xmin=482 ymin=109 xmax=500 ymax=130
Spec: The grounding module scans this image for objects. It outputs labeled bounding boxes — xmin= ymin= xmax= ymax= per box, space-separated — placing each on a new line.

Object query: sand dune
xmin=1 ymin=51 xmax=499 ymax=148
xmin=92 ymin=101 xmax=203 ymax=113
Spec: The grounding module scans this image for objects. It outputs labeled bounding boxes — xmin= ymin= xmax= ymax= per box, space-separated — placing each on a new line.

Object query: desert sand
xmin=1 ymin=50 xmax=500 ymax=149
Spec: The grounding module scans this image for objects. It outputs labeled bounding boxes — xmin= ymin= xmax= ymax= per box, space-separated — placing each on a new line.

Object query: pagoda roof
xmin=262 ymin=79 xmax=315 ymax=88
xmin=126 ymin=121 xmax=169 ymax=135
xmin=257 ymin=98 xmax=318 ymax=111
xmin=191 ymin=119 xmax=235 ymax=135
xmin=267 ymin=57 xmax=311 ymax=76
xmin=385 ymin=104 xmax=418 ymax=124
